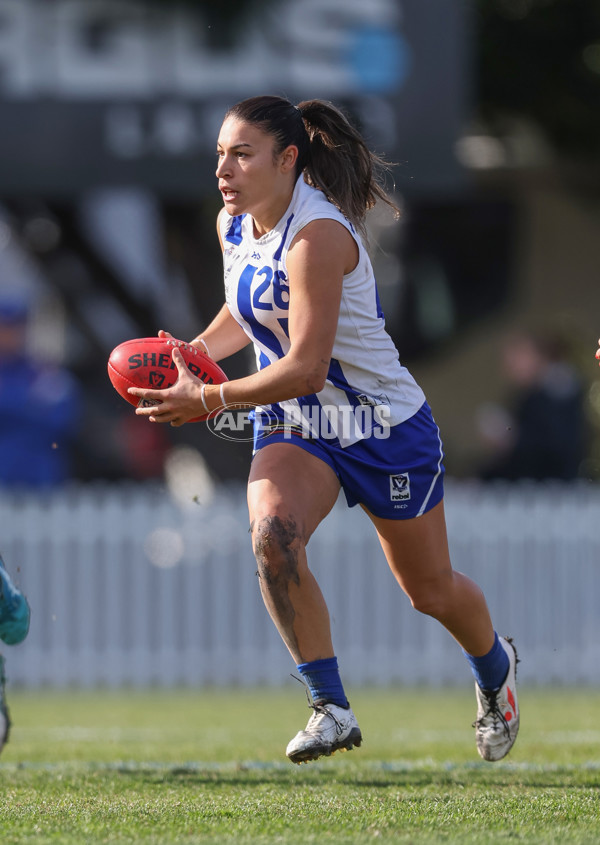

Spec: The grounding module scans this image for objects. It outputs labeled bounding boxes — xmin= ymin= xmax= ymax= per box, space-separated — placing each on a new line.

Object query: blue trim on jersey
xmin=237 ymin=264 xmax=285 ymax=359
xmin=374 ymin=284 xmax=385 ymax=320
xmin=225 ymin=215 xmax=245 ymax=245
xmin=271 ymin=401 xmax=286 ymax=418
xmin=327 ymin=358 xmax=363 ymax=410
xmin=273 ymin=213 xmax=295 ymax=262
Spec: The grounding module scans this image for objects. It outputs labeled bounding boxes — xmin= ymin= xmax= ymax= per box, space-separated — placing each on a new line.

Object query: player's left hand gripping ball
xmin=107 ymin=336 xmax=228 ymax=422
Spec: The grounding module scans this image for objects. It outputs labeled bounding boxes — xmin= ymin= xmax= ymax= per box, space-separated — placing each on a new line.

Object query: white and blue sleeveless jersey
xmin=219 ymin=176 xmax=425 ymax=447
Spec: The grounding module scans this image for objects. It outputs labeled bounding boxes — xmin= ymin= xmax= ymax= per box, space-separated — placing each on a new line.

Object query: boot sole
xmin=287 ymin=728 xmax=363 ymax=764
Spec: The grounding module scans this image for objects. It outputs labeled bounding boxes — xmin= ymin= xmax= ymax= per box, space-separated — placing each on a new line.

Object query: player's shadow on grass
xmin=114 ymin=763 xmax=600 ymax=791
xmin=113 ymin=763 xmax=457 ymax=790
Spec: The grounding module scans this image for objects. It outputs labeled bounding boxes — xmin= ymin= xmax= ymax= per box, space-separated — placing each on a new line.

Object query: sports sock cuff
xmin=296 ymin=656 xmax=348 ymax=708
xmin=463 ymin=632 xmax=510 ymax=692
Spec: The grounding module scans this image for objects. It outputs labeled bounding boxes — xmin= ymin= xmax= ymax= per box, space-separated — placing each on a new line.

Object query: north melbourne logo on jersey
xmin=390 ymin=473 xmax=411 ymax=501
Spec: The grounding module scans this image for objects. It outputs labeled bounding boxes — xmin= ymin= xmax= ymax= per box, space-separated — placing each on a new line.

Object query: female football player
xmin=130 ymin=95 xmax=519 ymax=764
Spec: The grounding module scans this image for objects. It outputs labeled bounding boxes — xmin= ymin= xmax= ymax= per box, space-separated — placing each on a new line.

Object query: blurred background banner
xmin=0 ymin=0 xmax=467 ymax=196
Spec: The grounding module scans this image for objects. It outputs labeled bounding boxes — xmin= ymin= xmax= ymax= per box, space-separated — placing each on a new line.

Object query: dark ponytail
xmin=224 ymin=95 xmax=399 ymax=238
xmin=297 ymin=99 xmax=399 ymax=237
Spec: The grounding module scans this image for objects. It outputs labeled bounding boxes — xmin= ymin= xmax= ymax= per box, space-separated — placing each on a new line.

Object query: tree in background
xmin=475 ymin=0 xmax=600 ymax=160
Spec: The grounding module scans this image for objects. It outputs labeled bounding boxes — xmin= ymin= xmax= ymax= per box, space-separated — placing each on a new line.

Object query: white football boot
xmin=474 ymin=636 xmax=519 ymax=761
xmin=0 ymin=655 xmax=10 ymax=755
xmin=286 ymin=701 xmax=362 ymax=764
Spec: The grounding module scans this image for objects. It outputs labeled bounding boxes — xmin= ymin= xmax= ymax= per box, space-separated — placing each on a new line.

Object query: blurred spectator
xmin=476 ymin=329 xmax=586 ymax=481
xmin=0 ymin=295 xmax=81 ymax=487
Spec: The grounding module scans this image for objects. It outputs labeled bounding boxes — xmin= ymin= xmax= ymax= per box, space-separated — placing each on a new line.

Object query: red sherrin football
xmin=107 ymin=337 xmax=228 ymax=422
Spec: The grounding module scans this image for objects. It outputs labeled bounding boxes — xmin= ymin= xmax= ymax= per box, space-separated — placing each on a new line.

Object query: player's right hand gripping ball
xmin=107 ymin=336 xmax=228 ymax=422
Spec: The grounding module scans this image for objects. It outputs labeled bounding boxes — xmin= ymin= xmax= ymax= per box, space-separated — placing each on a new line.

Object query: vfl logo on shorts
xmin=390 ymin=473 xmax=411 ymax=502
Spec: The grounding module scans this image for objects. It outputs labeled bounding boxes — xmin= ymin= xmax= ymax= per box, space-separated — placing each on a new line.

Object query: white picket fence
xmin=1 ymin=480 xmax=600 ymax=688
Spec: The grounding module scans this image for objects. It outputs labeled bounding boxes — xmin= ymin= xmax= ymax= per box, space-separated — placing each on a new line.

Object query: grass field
xmin=1 ymin=688 xmax=599 ymax=844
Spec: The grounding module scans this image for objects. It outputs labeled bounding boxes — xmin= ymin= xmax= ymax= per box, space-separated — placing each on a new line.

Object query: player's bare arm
xmin=189 ymin=303 xmax=251 ymax=362
xmin=129 ymin=219 xmax=353 ymax=423
xmin=284 ymin=218 xmax=357 ymax=384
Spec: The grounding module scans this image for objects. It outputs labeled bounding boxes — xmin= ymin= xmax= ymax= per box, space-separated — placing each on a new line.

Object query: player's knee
xmin=407 ymin=581 xmax=452 ymax=620
xmin=251 ymin=513 xmax=303 ymax=582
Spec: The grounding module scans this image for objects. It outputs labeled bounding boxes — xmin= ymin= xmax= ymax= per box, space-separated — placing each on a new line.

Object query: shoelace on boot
xmin=473 ymin=690 xmax=512 ymax=738
xmin=290 ymin=674 xmax=345 ymax=737
xmin=310 ymin=701 xmax=344 ymax=736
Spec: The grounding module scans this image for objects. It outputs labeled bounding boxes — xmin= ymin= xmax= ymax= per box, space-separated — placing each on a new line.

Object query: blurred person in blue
xmin=0 ymin=553 xmax=30 ymax=755
xmin=0 ymin=295 xmax=81 ymax=488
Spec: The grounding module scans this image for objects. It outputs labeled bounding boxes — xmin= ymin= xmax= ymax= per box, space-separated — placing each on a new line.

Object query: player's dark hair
xmin=224 ymin=95 xmax=399 ymax=237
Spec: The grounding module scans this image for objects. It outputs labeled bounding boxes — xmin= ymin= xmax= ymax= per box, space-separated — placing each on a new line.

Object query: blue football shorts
xmin=252 ymin=401 xmax=445 ymax=520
